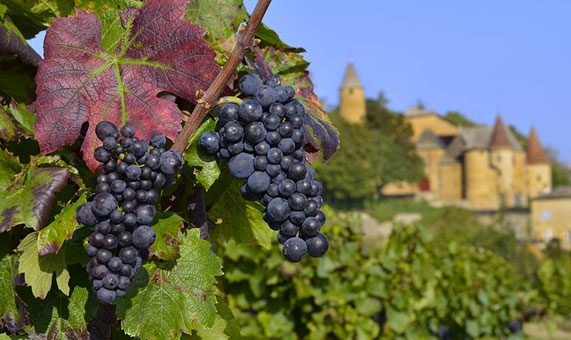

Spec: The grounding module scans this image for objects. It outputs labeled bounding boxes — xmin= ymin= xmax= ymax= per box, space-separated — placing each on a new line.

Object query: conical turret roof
xmin=340 ymin=62 xmax=362 ymax=89
xmin=526 ymin=127 xmax=550 ymax=164
xmin=489 ymin=115 xmax=512 ymax=149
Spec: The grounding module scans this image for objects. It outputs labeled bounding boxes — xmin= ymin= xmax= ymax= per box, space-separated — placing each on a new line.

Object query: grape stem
xmin=171 ymin=0 xmax=273 ymax=152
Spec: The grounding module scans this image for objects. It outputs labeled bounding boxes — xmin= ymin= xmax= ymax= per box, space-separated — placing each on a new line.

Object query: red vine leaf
xmin=34 ymin=0 xmax=220 ymax=171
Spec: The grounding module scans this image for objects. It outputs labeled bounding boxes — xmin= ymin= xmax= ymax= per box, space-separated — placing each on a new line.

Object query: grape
xmin=116 ymin=162 xmax=128 ymax=174
xmin=159 ymin=150 xmax=183 ymax=175
xmin=93 ymin=279 xmax=103 ymax=290
xmin=280 ymin=220 xmax=299 ymax=237
xmin=267 ymin=148 xmax=283 ymax=164
xmin=111 ymin=223 xmax=126 ymax=234
xmin=120 ymin=124 xmax=135 ymax=138
xmin=290 ymin=211 xmax=306 ymax=225
xmin=267 ymin=183 xmax=279 ymax=197
xmin=103 ymin=274 xmax=119 ymax=290
xmin=288 ymin=162 xmax=307 ymax=181
xmin=110 ymin=180 xmax=126 ymax=194
xmin=304 ymin=200 xmax=319 ymax=216
xmin=132 ymin=225 xmax=156 ymax=249
xmin=96 ymin=288 xmax=116 ymax=304
xmin=123 ymin=188 xmax=136 ymax=201
xmin=269 ymin=103 xmax=285 ymax=117
xmin=118 ymin=276 xmax=131 ymax=290
xmin=119 ymin=247 xmax=138 ymax=264
xmin=278 ymin=179 xmax=296 ymax=198
xmin=89 ymin=232 xmax=105 ymax=247
xmin=140 ymin=167 xmax=152 ymax=180
xmin=228 ymin=153 xmax=254 ymax=179
xmin=120 ymin=265 xmax=132 ymax=277
xmin=131 ymin=141 xmax=147 ymax=157
xmin=123 ymin=153 xmax=136 ymax=164
xmin=289 ymin=193 xmax=308 ymax=211
xmin=223 ymin=121 xmax=244 ymax=142
xmin=254 ymin=141 xmax=270 ymax=155
xmin=282 ymin=237 xmax=307 ymax=262
xmin=239 ymin=74 xmax=263 ymax=96
xmin=108 ymin=257 xmax=123 ymax=273
xmin=264 ymin=75 xmax=280 ymax=87
xmin=276 ymin=231 xmax=288 ymax=244
xmin=102 ymin=234 xmax=118 ymax=250
xmin=290 ymin=115 xmax=304 ymax=129
xmin=118 ymin=231 xmax=133 ymax=246
xmin=262 ymin=113 xmax=281 ymax=130
xmin=292 ymin=129 xmax=304 ymax=145
xmin=306 ymin=233 xmax=328 ymax=257
xmin=284 ymin=86 xmax=295 ymax=100
xmin=239 ymin=99 xmax=263 ymax=123
xmin=254 ymin=156 xmax=268 ymax=171
xmin=316 ymin=211 xmax=326 ymax=225
xmin=94 ymin=147 xmax=111 ymax=163
xmin=135 ymin=190 xmax=147 ymax=203
xmin=95 ymin=220 xmax=111 ymax=234
xmin=245 ymin=122 xmax=267 ymax=144
xmin=77 ymin=202 xmax=98 ymax=226
xmin=280 ymin=155 xmax=294 ymax=171
xmin=255 ymin=85 xmax=276 ymax=108
xmin=310 ymin=180 xmax=323 ymax=196
xmin=125 ymin=164 xmax=141 ymax=180
xmin=110 ymin=209 xmax=123 ymax=224
xmin=296 ymin=179 xmax=312 ymax=195
xmin=87 ymin=245 xmax=99 ymax=257
xmin=96 ymin=121 xmax=119 ymax=141
xmin=146 ymin=189 xmax=158 ymax=204
xmin=274 ymin=86 xmax=289 ymax=103
xmin=92 ymin=265 xmax=109 ymax=280
xmin=150 ymin=133 xmax=166 ymax=148
xmin=145 ymin=154 xmax=160 ymax=170
xmin=247 ymin=171 xmax=271 ymax=194
xmin=293 ymin=148 xmax=305 ymax=161
xmin=122 ymin=200 xmax=136 ymax=213
xmin=266 ymin=164 xmax=282 ymax=177
xmin=228 ymin=141 xmax=244 ymax=155
xmin=136 ymin=205 xmax=156 ymax=225
xmin=218 ymin=103 xmax=240 ymax=126
xmin=301 ymin=217 xmax=320 ymax=237
xmin=266 ymin=198 xmax=291 ymax=222
xmin=103 ymin=160 xmax=116 ymax=173
xmin=103 ymin=136 xmax=117 ymax=151
xmin=96 ymin=183 xmax=110 ymax=194
xmin=266 ymin=131 xmax=281 ymax=146
xmin=198 ymin=131 xmax=220 ymax=154
xmin=279 ymin=122 xmax=294 ymax=138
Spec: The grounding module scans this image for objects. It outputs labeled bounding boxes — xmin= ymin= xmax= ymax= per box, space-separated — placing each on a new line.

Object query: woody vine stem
xmin=171 ymin=0 xmax=273 ymax=153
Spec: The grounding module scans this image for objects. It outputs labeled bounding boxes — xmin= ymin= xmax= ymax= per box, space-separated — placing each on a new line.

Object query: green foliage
xmin=316 ymin=97 xmax=423 ymax=205
xmin=116 ymin=229 xmax=222 ymax=340
xmin=444 ymin=110 xmax=478 ymax=127
xmin=216 ymin=208 xmax=531 ymax=339
xmin=537 ymin=242 xmax=571 ymax=316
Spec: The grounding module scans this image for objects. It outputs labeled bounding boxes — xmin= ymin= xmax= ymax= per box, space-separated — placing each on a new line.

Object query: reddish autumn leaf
xmin=35 ymin=0 xmax=220 ymax=170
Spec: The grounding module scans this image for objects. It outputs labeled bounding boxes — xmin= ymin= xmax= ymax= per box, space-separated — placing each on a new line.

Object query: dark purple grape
xmin=262 ymin=113 xmax=281 ymax=131
xmin=289 ymin=193 xmax=308 ymax=211
xmin=77 ymin=202 xmax=98 ymax=226
xmin=89 ymin=232 xmax=105 ymax=247
xmin=96 ymin=183 xmax=111 ymax=194
xmin=123 ymin=153 xmax=136 ymax=164
xmin=290 ymin=211 xmax=306 ymax=225
xmin=254 ymin=156 xmax=268 ymax=171
xmin=198 ymin=131 xmax=220 ymax=154
xmin=280 ymin=155 xmax=294 ymax=171
xmin=91 ymin=264 xmax=109 ymax=280
xmin=96 ymin=288 xmax=116 ymax=304
xmin=304 ymin=200 xmax=319 ymax=216
xmin=269 ymin=103 xmax=285 ymax=118
xmin=266 ymin=198 xmax=291 ymax=222
xmin=247 ymin=171 xmax=271 ymax=194
xmin=108 ymin=257 xmax=123 ymax=273
xmin=245 ymin=122 xmax=267 ymax=144
xmin=306 ymin=233 xmax=329 ymax=257
xmin=267 ymin=183 xmax=279 ymax=197
xmin=278 ymin=179 xmax=296 ymax=198
xmin=96 ymin=121 xmax=119 ymax=141
xmin=136 ymin=205 xmax=156 ymax=225
xmin=132 ymin=225 xmax=156 ymax=249
xmin=120 ymin=124 xmax=135 ymax=138
xmin=118 ymin=231 xmax=133 ymax=247
xmin=122 ymin=200 xmax=137 ymax=213
xmin=316 ymin=211 xmax=326 ymax=225
xmin=150 ymin=133 xmax=166 ymax=148
xmin=146 ymin=189 xmax=158 ymax=204
xmin=125 ymin=164 xmax=141 ymax=180
xmin=102 ymin=234 xmax=118 ymax=250
xmin=159 ymin=150 xmax=183 ymax=175
xmin=218 ymin=103 xmax=240 ymax=126
xmin=267 ymin=148 xmax=283 ymax=164
xmin=118 ymin=276 xmax=131 ymax=290
xmin=135 ymin=190 xmax=147 ymax=203
xmin=277 ymin=231 xmax=288 ymax=244
xmin=103 ymin=160 xmax=116 ymax=173
xmin=228 ymin=153 xmax=255 ymax=179
xmin=119 ymin=247 xmax=138 ymax=264
xmin=223 ymin=121 xmax=244 ymax=142
xmin=103 ymin=274 xmax=119 ymax=290
xmin=296 ymin=179 xmax=312 ymax=195
xmin=110 ymin=209 xmax=124 ymax=224
xmin=266 ymin=164 xmax=282 ymax=177
xmin=255 ymin=85 xmax=276 ymax=108
xmin=282 ymin=237 xmax=307 ymax=262
xmin=123 ymin=188 xmax=136 ymax=201
xmin=288 ymin=162 xmax=307 ymax=181
xmin=111 ymin=180 xmax=126 ymax=194
xmin=228 ymin=141 xmax=244 ymax=155
xmin=238 ymin=99 xmax=263 ymax=123
xmin=95 ymin=220 xmax=111 ymax=234
xmin=111 ymin=223 xmax=126 ymax=234
xmin=103 ymin=136 xmax=117 ymax=151
xmin=280 ymin=220 xmax=299 ymax=237
xmin=302 ymin=217 xmax=321 ymax=237
xmin=239 ymin=74 xmax=263 ymax=96
xmin=266 ymin=131 xmax=281 ymax=146
xmin=255 ymin=141 xmax=270 ymax=155
xmin=87 ymin=245 xmax=99 ymax=257
xmin=279 ymin=122 xmax=294 ymax=138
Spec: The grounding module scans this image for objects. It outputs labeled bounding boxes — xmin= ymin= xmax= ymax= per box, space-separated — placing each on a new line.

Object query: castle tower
xmin=416 ymin=129 xmax=445 ymax=195
xmin=339 ymin=62 xmax=366 ymax=123
xmin=526 ymin=127 xmax=552 ymax=198
xmin=489 ymin=116 xmax=515 ymax=208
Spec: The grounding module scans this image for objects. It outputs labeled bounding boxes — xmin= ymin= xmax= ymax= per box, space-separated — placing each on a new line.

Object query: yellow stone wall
xmin=465 ymin=149 xmax=499 ymax=210
xmin=439 ymin=162 xmax=463 ymax=200
xmin=513 ymin=151 xmax=527 ymax=207
xmin=339 ymin=86 xmax=366 ymax=124
xmin=418 ymin=148 xmax=445 ymax=195
xmin=490 ymin=148 xmax=515 ymax=208
xmin=531 ymin=198 xmax=571 ymax=250
xmin=526 ymin=164 xmax=552 ymax=199
xmin=406 ymin=115 xmax=458 ymax=141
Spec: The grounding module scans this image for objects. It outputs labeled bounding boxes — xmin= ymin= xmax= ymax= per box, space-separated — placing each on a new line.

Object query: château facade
xmin=338 ymin=62 xmax=552 ymax=211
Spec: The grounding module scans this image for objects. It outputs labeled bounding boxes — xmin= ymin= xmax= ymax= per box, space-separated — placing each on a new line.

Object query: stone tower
xmin=339 ymin=62 xmax=366 ymax=123
xmin=526 ymin=127 xmax=552 ymax=198
xmin=489 ymin=116 xmax=515 ymax=207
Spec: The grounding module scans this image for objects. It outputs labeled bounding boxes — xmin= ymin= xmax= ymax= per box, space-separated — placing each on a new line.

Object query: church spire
xmin=526 ymin=127 xmax=550 ymax=164
xmin=489 ymin=115 xmax=512 ymax=149
xmin=340 ymin=62 xmax=362 ymax=89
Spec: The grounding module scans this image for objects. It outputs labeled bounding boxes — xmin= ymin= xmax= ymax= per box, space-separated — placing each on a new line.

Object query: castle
xmin=339 ymin=62 xmax=552 ymax=211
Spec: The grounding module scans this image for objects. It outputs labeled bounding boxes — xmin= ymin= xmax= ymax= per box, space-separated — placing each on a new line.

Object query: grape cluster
xmin=199 ymin=74 xmax=329 ymax=262
xmin=77 ymin=121 xmax=183 ymax=304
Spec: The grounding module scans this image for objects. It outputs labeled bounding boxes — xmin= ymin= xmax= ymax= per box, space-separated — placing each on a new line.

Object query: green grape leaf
xmin=0 ymin=106 xmax=18 ymax=141
xmin=7 ymin=102 xmax=36 ymax=136
xmin=184 ymin=118 xmax=220 ymax=190
xmin=34 ymin=0 xmax=221 ymax=171
xmin=23 ymin=285 xmax=97 ymax=339
xmin=0 ymin=158 xmax=69 ymax=233
xmin=208 ymin=180 xmax=273 ymax=250
xmin=185 ymin=0 xmax=247 ymax=48
xmin=0 ymin=55 xmax=37 ymax=104
xmin=149 ymin=212 xmax=184 ymax=262
xmin=0 ymin=254 xmax=24 ymax=333
xmin=255 ymin=23 xmax=305 ymax=53
xmin=17 ymin=232 xmax=70 ymax=299
xmin=116 ymin=229 xmax=222 ymax=340
xmin=0 ymin=149 xmax=21 ymax=189
xmin=0 ymin=0 xmax=74 ymax=39
xmin=251 ymin=46 xmax=339 ymax=162
xmin=37 ymin=193 xmax=87 ymax=255
xmin=182 ymin=297 xmax=241 ymax=339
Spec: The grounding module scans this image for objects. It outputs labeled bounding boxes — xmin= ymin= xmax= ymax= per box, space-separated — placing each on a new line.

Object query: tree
xmin=444 ymin=110 xmax=477 ymax=127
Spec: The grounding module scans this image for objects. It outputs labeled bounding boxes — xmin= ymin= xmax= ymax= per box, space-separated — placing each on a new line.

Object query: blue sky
xmin=27 ymin=1 xmax=571 ymax=163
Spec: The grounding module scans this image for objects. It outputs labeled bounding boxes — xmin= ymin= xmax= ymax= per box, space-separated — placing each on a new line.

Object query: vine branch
xmin=172 ymin=0 xmax=273 ymax=152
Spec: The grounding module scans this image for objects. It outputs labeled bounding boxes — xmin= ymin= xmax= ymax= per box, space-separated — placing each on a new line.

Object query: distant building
xmin=337 ymin=62 xmax=552 ymax=211
xmin=531 ymin=187 xmax=571 ymax=250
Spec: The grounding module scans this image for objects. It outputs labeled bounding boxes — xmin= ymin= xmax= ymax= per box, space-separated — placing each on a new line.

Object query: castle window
xmin=542 ymin=210 xmax=551 ymax=221
xmin=567 ymin=230 xmax=571 ymax=243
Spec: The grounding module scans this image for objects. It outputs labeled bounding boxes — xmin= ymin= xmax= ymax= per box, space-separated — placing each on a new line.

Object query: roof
xmin=416 ymin=129 xmax=445 ymax=150
xmin=340 ymin=62 xmax=362 ymax=89
xmin=456 ymin=125 xmax=523 ymax=152
xmin=526 ymin=127 xmax=550 ymax=164
xmin=403 ymin=107 xmax=439 ymax=117
xmin=440 ymin=135 xmax=464 ymax=163
xmin=535 ymin=187 xmax=571 ymax=200
xmin=489 ymin=116 xmax=512 ymax=149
